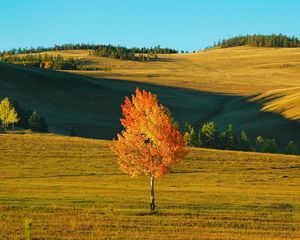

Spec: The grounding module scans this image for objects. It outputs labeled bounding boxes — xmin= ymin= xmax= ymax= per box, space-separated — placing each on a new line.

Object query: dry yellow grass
xmin=251 ymin=87 xmax=300 ymax=121
xmin=40 ymin=47 xmax=300 ymax=122
xmin=1 ymin=133 xmax=300 ymax=239
xmin=43 ymin=47 xmax=300 ymax=95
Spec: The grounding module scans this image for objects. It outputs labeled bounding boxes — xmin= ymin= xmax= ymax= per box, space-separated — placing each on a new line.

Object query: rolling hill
xmin=1 ymin=46 xmax=300 ymax=146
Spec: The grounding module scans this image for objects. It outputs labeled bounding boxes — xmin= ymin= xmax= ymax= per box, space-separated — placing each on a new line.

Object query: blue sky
xmin=1 ymin=0 xmax=300 ymax=52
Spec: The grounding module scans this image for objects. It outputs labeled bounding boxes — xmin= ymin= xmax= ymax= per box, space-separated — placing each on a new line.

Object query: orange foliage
xmin=40 ymin=61 xmax=53 ymax=69
xmin=110 ymin=88 xmax=187 ymax=178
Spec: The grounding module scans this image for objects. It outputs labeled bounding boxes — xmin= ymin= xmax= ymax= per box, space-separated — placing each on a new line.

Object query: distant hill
xmin=1 ymin=46 xmax=300 ymax=147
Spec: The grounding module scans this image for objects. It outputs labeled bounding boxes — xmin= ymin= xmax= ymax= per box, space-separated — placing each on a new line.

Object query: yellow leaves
xmin=110 ymin=88 xmax=187 ymax=178
xmin=0 ymin=97 xmax=19 ymax=128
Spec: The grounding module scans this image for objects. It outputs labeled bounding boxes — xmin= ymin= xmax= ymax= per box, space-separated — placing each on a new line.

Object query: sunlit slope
xmin=251 ymin=87 xmax=300 ymax=121
xmin=46 ymin=47 xmax=300 ymax=95
xmin=1 ymin=133 xmax=299 ymax=239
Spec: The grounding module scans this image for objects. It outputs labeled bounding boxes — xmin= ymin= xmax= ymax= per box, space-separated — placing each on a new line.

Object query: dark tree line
xmin=185 ymin=122 xmax=300 ymax=155
xmin=0 ymin=54 xmax=84 ymax=70
xmin=213 ymin=34 xmax=300 ymax=48
xmin=91 ymin=45 xmax=160 ymax=61
xmin=91 ymin=44 xmax=178 ymax=61
xmin=0 ymin=43 xmax=96 ymax=56
xmin=0 ymin=43 xmax=178 ymax=60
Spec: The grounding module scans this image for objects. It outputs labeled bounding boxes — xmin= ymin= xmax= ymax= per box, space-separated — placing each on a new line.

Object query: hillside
xmin=251 ymin=87 xmax=300 ymax=121
xmin=1 ymin=46 xmax=300 ymax=146
xmin=0 ymin=62 xmax=230 ymax=139
xmin=44 ymin=46 xmax=300 ymax=95
xmin=1 ymin=133 xmax=299 ymax=239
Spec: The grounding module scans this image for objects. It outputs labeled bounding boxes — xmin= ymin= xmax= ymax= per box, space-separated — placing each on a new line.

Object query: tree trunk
xmin=150 ymin=175 xmax=155 ymax=212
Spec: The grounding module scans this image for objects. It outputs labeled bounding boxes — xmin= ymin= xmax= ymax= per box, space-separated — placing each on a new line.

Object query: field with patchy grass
xmin=1 ymin=133 xmax=300 ymax=239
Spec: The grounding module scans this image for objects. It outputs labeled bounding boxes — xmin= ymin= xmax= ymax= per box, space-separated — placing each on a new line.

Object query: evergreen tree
xmin=255 ymin=136 xmax=278 ymax=153
xmin=220 ymin=123 xmax=236 ymax=150
xmin=28 ymin=111 xmax=48 ymax=133
xmin=238 ymin=130 xmax=252 ymax=151
xmin=184 ymin=122 xmax=201 ymax=147
xmin=200 ymin=121 xmax=219 ymax=148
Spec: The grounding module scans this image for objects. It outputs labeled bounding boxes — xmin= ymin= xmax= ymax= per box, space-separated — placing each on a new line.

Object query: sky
xmin=0 ymin=0 xmax=300 ymax=52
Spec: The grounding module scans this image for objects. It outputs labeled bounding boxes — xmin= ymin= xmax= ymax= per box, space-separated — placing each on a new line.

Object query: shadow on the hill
xmin=0 ymin=62 xmax=300 ymax=147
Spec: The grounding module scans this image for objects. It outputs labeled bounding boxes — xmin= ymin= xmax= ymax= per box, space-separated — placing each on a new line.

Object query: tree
xmin=255 ymin=136 xmax=278 ymax=153
xmin=0 ymin=97 xmax=19 ymax=130
xmin=28 ymin=111 xmax=48 ymax=133
xmin=184 ymin=122 xmax=201 ymax=147
xmin=220 ymin=123 xmax=236 ymax=150
xmin=238 ymin=130 xmax=252 ymax=151
xmin=8 ymin=107 xmax=19 ymax=131
xmin=200 ymin=121 xmax=219 ymax=148
xmin=110 ymin=88 xmax=187 ymax=212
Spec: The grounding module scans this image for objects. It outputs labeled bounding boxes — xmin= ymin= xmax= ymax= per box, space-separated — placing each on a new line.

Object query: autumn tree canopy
xmin=110 ymin=88 xmax=187 ymax=212
xmin=111 ymin=88 xmax=186 ymax=177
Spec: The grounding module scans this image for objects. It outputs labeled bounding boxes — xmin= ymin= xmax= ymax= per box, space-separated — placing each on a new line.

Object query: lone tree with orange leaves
xmin=110 ymin=88 xmax=187 ymax=212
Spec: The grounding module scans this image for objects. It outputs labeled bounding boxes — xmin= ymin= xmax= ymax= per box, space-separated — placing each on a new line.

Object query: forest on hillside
xmin=0 ymin=54 xmax=84 ymax=70
xmin=213 ymin=34 xmax=300 ymax=48
xmin=0 ymin=43 xmax=178 ymax=62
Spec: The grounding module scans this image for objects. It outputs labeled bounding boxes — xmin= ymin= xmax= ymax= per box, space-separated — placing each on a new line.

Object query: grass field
xmin=1 ymin=47 xmax=300 ymax=146
xmin=1 ymin=133 xmax=300 ymax=239
xmin=34 ymin=47 xmax=300 ymax=95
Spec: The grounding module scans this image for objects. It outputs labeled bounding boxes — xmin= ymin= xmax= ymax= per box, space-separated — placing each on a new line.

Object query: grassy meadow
xmin=1 ymin=133 xmax=300 ymax=239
